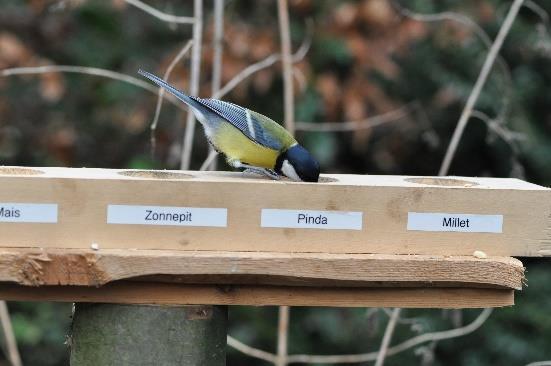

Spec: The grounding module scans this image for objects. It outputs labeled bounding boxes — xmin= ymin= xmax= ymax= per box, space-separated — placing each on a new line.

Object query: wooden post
xmin=69 ymin=303 xmax=227 ymax=366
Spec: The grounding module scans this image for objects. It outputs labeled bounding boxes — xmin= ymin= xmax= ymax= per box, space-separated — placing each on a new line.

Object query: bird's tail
xmin=138 ymin=69 xmax=198 ymax=108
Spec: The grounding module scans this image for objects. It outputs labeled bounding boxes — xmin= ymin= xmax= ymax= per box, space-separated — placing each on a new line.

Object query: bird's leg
xmin=243 ymin=166 xmax=280 ymax=180
xmin=228 ymin=159 xmax=280 ymax=180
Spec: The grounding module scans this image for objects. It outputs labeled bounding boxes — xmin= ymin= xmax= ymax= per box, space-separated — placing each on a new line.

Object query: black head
xmin=275 ymin=144 xmax=320 ymax=182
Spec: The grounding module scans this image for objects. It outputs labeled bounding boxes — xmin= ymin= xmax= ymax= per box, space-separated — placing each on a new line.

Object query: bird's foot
xmin=241 ymin=167 xmax=280 ymax=180
xmin=242 ymin=168 xmax=280 ymax=180
xmin=229 ymin=160 xmax=280 ymax=180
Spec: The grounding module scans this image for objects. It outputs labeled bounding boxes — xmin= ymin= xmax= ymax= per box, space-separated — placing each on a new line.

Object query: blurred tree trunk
xmin=69 ymin=303 xmax=227 ymax=366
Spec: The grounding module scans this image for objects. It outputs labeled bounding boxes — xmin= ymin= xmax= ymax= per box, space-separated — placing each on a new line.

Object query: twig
xmin=525 ymin=0 xmax=550 ymax=26
xmin=0 ymin=65 xmax=187 ymax=111
xmin=278 ymin=0 xmax=294 ymax=134
xmin=438 ymin=0 xmax=525 ymax=176
xmin=2 ymin=65 xmax=155 ymax=92
xmin=124 ymin=0 xmax=195 ymax=24
xmin=0 ymin=302 xmax=21 ymax=366
xmin=199 ymin=150 xmax=218 ymax=171
xmin=214 ymin=54 xmax=279 ymax=99
xmin=525 ymin=362 xmax=551 ymax=366
xmin=295 ymin=104 xmax=412 ymax=132
xmin=207 ymin=0 xmax=225 ymax=170
xmin=213 ymin=31 xmax=311 ymax=100
xmin=180 ymin=0 xmax=203 ymax=170
xmin=375 ymin=308 xmax=401 ymax=366
xmin=471 ymin=110 xmax=526 ymax=150
xmin=276 ymin=306 xmax=290 ymax=366
xmin=381 ymin=308 xmax=422 ymax=326
xmin=285 ymin=308 xmax=492 ymax=364
xmin=393 ymin=2 xmax=513 ymax=128
xmin=227 ymin=335 xmax=277 ymax=364
xmin=150 ymin=40 xmax=193 ymax=156
xmin=276 ymin=5 xmax=293 ymax=362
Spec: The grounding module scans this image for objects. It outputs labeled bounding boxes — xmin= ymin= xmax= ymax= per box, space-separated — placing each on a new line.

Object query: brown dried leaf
xmin=360 ymin=0 xmax=396 ymax=29
xmin=334 ymin=2 xmax=359 ymax=30
xmin=40 ymin=72 xmax=65 ymax=102
xmin=252 ymin=68 xmax=275 ymax=94
xmin=0 ymin=32 xmax=31 ymax=67
xmin=46 ymin=127 xmax=76 ymax=165
xmin=250 ymin=31 xmax=277 ymax=60
xmin=315 ymin=73 xmax=341 ymax=119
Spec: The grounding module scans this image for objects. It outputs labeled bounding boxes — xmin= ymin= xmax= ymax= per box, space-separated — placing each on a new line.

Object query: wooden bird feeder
xmin=0 ymin=166 xmax=547 ymax=308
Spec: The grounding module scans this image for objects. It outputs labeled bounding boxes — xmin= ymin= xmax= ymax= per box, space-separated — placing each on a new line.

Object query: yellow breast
xmin=212 ymin=123 xmax=279 ymax=169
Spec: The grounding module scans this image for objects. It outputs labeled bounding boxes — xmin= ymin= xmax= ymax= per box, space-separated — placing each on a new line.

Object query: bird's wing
xmin=192 ymin=97 xmax=284 ymax=151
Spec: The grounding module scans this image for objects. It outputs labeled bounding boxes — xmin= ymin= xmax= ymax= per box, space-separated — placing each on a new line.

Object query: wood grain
xmin=0 ymin=167 xmax=548 ymax=256
xmin=0 ymin=248 xmax=524 ymax=290
xmin=0 ymin=282 xmax=515 ymax=308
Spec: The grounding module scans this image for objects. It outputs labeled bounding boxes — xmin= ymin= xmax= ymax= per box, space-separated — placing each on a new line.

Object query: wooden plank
xmin=0 ymin=248 xmax=524 ymax=290
xmin=0 ymin=166 xmax=549 ymax=256
xmin=0 ymin=282 xmax=514 ymax=308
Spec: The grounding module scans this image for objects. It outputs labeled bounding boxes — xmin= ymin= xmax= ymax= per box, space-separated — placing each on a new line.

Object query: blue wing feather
xmin=191 ymin=97 xmax=283 ymax=150
xmin=139 ymin=69 xmax=282 ymax=150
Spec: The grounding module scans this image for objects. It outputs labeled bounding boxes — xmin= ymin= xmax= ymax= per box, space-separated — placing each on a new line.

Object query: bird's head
xmin=276 ymin=144 xmax=320 ymax=182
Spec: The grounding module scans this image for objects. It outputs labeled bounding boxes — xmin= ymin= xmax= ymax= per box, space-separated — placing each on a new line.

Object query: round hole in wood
xmin=405 ymin=177 xmax=479 ymax=187
xmin=0 ymin=167 xmax=44 ymax=175
xmin=118 ymin=170 xmax=192 ymax=179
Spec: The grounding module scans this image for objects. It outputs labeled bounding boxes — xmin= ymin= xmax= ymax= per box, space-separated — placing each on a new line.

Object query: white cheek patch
xmin=282 ymin=160 xmax=302 ymax=182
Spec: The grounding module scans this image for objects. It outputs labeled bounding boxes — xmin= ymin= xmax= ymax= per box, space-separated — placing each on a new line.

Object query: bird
xmin=139 ymin=69 xmax=320 ymax=182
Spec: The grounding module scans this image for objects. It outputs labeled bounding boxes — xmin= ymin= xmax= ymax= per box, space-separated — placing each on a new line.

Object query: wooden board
xmin=0 ymin=282 xmax=515 ymax=308
xmin=0 ymin=249 xmax=524 ymax=289
xmin=0 ymin=166 xmax=549 ymax=256
xmin=0 ymin=248 xmax=522 ymax=308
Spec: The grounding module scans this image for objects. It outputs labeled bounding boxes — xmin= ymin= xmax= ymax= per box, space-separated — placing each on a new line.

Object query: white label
xmin=261 ymin=209 xmax=362 ymax=230
xmin=0 ymin=203 xmax=58 ymax=223
xmin=107 ymin=205 xmax=227 ymax=227
xmin=407 ymin=212 xmax=503 ymax=233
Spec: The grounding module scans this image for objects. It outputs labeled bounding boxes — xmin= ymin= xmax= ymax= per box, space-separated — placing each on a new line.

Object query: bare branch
xmin=277 ymin=6 xmax=295 ymax=362
xmin=438 ymin=0 xmax=525 ymax=176
xmin=381 ymin=307 xmax=423 ymax=326
xmin=227 ymin=335 xmax=277 ymax=364
xmin=124 ymin=0 xmax=195 ymax=24
xmin=296 ymin=104 xmax=412 ymax=132
xmin=0 ymin=302 xmax=21 ymax=366
xmin=180 ymin=0 xmax=203 ymax=170
xmin=285 ymin=308 xmax=492 ymax=364
xmin=215 ymin=54 xmax=279 ymax=99
xmin=525 ymin=0 xmax=550 ymax=26
xmin=375 ymin=308 xmax=401 ymax=366
xmin=206 ymin=0 xmax=225 ymax=171
xmin=525 ymin=362 xmax=551 ymax=366
xmin=276 ymin=306 xmax=290 ymax=366
xmin=211 ymin=0 xmax=224 ymax=99
xmin=199 ymin=150 xmax=218 ymax=171
xmin=471 ymin=110 xmax=526 ymax=150
xmin=0 ymin=65 xmax=187 ymax=111
xmin=278 ymin=0 xmax=295 ymax=134
xmin=393 ymin=2 xmax=513 ymax=125
xmin=150 ymin=40 xmax=193 ymax=156
xmin=213 ymin=30 xmax=311 ymax=100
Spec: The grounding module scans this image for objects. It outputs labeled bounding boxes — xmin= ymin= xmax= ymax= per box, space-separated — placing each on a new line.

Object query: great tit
xmin=139 ymin=70 xmax=320 ymax=182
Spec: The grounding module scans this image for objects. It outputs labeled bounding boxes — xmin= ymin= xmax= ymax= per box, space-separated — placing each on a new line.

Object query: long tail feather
xmin=138 ymin=69 xmax=195 ymax=107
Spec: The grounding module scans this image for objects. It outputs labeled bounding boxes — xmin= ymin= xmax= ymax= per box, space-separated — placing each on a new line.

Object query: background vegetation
xmin=0 ymin=0 xmax=550 ymax=365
